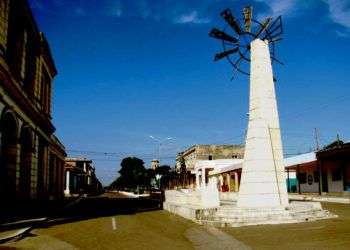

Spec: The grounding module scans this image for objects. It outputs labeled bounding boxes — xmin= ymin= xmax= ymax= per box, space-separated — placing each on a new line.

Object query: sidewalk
xmin=289 ymin=193 xmax=350 ymax=204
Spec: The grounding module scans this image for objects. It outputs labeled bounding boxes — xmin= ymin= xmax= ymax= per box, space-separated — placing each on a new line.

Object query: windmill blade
xmin=255 ymin=17 xmax=272 ymax=38
xmin=269 ymin=37 xmax=283 ymax=43
xmin=214 ymin=47 xmax=239 ymax=61
xmin=243 ymin=6 xmax=252 ymax=33
xmin=209 ymin=28 xmax=238 ymax=43
xmin=263 ymin=16 xmax=283 ymax=41
xmin=220 ymin=8 xmax=243 ymax=35
xmin=271 ymin=56 xmax=284 ymax=65
xmin=233 ymin=48 xmax=250 ymax=75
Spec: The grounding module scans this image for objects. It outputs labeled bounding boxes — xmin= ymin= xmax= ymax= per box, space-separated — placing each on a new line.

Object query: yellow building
xmin=0 ymin=0 xmax=66 ymax=203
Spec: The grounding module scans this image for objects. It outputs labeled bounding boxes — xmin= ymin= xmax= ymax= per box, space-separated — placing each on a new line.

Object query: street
xmin=2 ymin=198 xmax=350 ymax=250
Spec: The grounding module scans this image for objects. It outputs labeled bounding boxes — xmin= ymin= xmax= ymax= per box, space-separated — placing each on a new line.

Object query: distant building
xmin=176 ymin=144 xmax=244 ymax=173
xmin=285 ymin=141 xmax=350 ymax=194
xmin=151 ymin=159 xmax=160 ymax=170
xmin=198 ymin=159 xmax=243 ymax=192
xmin=171 ymin=144 xmax=244 ymax=189
xmin=64 ymin=158 xmax=102 ymax=196
xmin=0 ymin=0 xmax=66 ymax=202
xmin=199 ymin=140 xmax=350 ymax=194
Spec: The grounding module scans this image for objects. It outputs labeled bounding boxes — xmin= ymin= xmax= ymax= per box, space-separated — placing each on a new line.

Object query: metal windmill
xmin=209 ymin=6 xmax=283 ymax=80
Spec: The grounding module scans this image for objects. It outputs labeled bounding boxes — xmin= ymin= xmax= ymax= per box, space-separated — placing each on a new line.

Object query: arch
xmin=19 ymin=125 xmax=34 ymax=200
xmin=0 ymin=109 xmax=19 ymax=200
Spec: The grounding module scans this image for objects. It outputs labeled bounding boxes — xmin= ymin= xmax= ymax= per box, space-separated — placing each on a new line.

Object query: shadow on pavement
xmin=0 ymin=192 xmax=163 ymax=231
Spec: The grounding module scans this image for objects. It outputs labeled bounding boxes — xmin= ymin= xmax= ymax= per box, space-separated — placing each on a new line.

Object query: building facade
xmin=176 ymin=144 xmax=244 ymax=173
xmin=171 ymin=144 xmax=244 ymax=189
xmin=285 ymin=141 xmax=350 ymax=194
xmin=64 ymin=158 xmax=102 ymax=196
xmin=198 ymin=159 xmax=243 ymax=192
xmin=151 ymin=159 xmax=160 ymax=170
xmin=0 ymin=0 xmax=66 ymax=202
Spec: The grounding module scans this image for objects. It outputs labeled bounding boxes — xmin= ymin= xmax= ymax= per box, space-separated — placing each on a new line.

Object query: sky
xmin=28 ymin=0 xmax=350 ymax=185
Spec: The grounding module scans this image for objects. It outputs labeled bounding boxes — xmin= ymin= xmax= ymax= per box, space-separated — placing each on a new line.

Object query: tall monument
xmin=209 ymin=7 xmax=288 ymax=208
xmin=163 ymin=6 xmax=337 ymax=227
xmin=237 ymin=39 xmax=288 ymax=207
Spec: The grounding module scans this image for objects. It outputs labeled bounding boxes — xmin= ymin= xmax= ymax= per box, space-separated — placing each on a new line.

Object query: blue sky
xmin=28 ymin=0 xmax=350 ymax=185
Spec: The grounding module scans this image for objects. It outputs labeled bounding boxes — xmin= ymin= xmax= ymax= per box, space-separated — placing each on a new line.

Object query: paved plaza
xmin=1 ymin=202 xmax=349 ymax=250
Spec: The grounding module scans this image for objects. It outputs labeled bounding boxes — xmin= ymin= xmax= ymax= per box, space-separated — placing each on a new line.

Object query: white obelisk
xmin=237 ymin=39 xmax=288 ymax=208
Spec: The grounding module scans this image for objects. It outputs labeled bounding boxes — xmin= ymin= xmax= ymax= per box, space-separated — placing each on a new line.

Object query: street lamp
xmin=155 ymin=174 xmax=161 ymax=189
xmin=149 ymin=136 xmax=174 ymax=164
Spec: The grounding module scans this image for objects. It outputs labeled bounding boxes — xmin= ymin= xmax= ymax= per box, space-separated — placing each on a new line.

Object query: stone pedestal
xmin=64 ymin=171 xmax=70 ymax=196
xmin=237 ymin=39 xmax=288 ymax=208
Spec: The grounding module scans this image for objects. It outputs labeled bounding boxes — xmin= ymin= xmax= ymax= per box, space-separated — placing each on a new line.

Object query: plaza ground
xmin=1 ymin=201 xmax=350 ymax=249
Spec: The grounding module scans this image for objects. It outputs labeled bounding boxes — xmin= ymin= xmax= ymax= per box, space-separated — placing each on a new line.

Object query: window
xmin=332 ymin=167 xmax=342 ymax=181
xmin=40 ymin=69 xmax=51 ymax=114
xmin=20 ymin=30 xmax=27 ymax=80
xmin=76 ymin=162 xmax=84 ymax=169
xmin=297 ymin=173 xmax=307 ymax=184
xmin=314 ymin=171 xmax=319 ymax=183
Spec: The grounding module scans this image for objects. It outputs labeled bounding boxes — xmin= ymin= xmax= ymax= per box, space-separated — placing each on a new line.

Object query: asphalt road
xmin=2 ymin=201 xmax=350 ymax=250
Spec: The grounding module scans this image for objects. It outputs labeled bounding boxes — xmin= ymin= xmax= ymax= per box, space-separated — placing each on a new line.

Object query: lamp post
xmin=149 ymin=136 xmax=174 ymax=164
xmin=155 ymin=174 xmax=161 ymax=189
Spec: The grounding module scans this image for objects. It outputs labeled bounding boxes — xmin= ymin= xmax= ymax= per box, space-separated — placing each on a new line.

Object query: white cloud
xmin=174 ymin=11 xmax=211 ymax=24
xmin=324 ymin=0 xmax=350 ymax=29
xmin=269 ymin=0 xmax=296 ymax=16
xmin=256 ymin=0 xmax=297 ymax=18
xmin=335 ymin=30 xmax=350 ymax=37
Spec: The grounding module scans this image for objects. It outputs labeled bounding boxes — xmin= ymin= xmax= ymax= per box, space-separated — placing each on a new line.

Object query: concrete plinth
xmin=237 ymin=39 xmax=288 ymax=208
xmin=163 ymin=190 xmax=337 ymax=227
xmin=197 ymin=201 xmax=337 ymax=227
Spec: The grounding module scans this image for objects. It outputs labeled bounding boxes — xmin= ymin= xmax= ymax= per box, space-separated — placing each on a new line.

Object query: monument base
xmin=163 ymin=190 xmax=337 ymax=227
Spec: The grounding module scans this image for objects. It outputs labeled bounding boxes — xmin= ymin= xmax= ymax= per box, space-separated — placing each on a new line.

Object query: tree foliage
xmin=109 ymin=157 xmax=146 ymax=190
xmin=108 ymin=158 xmax=177 ymax=191
xmin=155 ymin=165 xmax=171 ymax=176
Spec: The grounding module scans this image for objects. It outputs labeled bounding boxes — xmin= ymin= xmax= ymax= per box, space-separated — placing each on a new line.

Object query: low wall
xmin=289 ymin=194 xmax=350 ymax=204
xmin=164 ymin=189 xmax=201 ymax=207
xmin=219 ymin=192 xmax=238 ymax=201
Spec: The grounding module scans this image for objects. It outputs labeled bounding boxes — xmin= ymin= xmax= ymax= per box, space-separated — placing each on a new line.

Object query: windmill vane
xmin=209 ymin=6 xmax=283 ymax=79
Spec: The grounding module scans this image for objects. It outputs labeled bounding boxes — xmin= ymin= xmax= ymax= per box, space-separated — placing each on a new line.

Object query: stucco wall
xmin=298 ymin=167 xmax=320 ymax=193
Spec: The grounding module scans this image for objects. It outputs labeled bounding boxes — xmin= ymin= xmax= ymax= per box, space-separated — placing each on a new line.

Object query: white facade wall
xmin=298 ymin=167 xmax=319 ymax=193
xmin=327 ymin=167 xmax=344 ymax=192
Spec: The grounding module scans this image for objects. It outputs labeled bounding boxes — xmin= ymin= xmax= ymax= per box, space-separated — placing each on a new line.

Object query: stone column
xmin=15 ymin=143 xmax=21 ymax=193
xmin=227 ymin=173 xmax=231 ymax=192
xmin=64 ymin=171 xmax=70 ymax=195
xmin=237 ymin=39 xmax=288 ymax=208
xmin=201 ymin=167 xmax=206 ymax=187
xmin=234 ymin=172 xmax=239 ymax=192
xmin=219 ymin=175 xmax=223 ymax=191
xmin=196 ymin=170 xmax=200 ymax=189
xmin=31 ymin=135 xmax=39 ymax=199
xmin=0 ymin=0 xmax=9 ymax=56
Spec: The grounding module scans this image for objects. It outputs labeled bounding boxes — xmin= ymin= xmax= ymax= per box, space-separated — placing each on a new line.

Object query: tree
xmin=117 ymin=157 xmax=146 ymax=190
xmin=155 ymin=165 xmax=171 ymax=189
xmin=155 ymin=165 xmax=171 ymax=176
xmin=144 ymin=168 xmax=155 ymax=190
xmin=178 ymin=155 xmax=188 ymax=187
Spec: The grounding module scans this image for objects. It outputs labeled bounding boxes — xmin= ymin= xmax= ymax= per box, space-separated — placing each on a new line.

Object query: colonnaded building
xmin=176 ymin=144 xmax=244 ymax=172
xmin=0 ymin=0 xmax=66 ymax=202
xmin=173 ymin=144 xmax=244 ymax=188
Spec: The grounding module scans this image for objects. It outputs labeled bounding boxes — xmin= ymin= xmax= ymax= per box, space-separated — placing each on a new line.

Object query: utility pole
xmin=314 ymin=128 xmax=320 ymax=151
xmin=149 ymin=136 xmax=174 ymax=165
